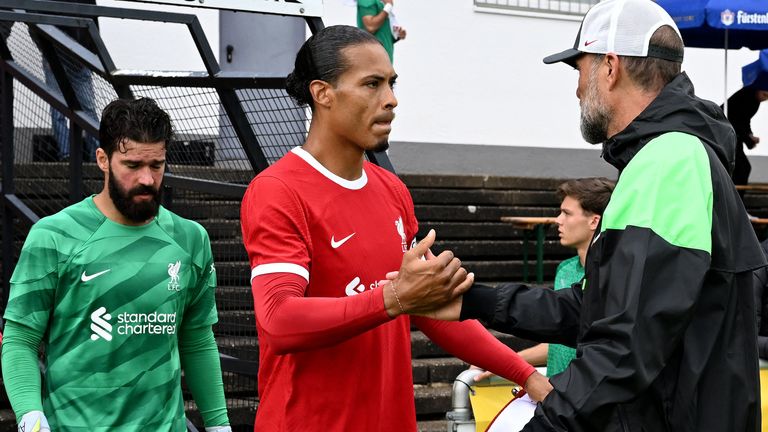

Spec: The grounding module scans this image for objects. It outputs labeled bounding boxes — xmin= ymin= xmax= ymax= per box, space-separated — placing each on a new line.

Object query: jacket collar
xmin=601 ymin=72 xmax=734 ymax=173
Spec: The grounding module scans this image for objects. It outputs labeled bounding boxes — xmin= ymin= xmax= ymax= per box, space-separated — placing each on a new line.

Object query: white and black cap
xmin=543 ymin=0 xmax=684 ymax=67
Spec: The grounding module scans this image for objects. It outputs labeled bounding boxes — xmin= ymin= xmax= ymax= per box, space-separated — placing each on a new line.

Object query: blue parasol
xmin=742 ymin=49 xmax=768 ymax=90
xmin=656 ymin=0 xmax=768 ymax=110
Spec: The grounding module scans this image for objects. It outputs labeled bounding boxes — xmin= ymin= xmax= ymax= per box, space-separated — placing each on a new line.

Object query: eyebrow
xmin=363 ymin=73 xmax=398 ymax=81
xmin=122 ymin=159 xmax=166 ymax=165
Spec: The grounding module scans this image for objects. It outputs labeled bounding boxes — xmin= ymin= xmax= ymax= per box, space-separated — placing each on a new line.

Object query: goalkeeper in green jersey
xmin=2 ymin=98 xmax=231 ymax=432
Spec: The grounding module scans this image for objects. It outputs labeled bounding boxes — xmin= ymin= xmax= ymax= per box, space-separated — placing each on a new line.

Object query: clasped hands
xmin=382 ymin=229 xmax=471 ymax=320
xmin=381 ymin=229 xmax=554 ymax=402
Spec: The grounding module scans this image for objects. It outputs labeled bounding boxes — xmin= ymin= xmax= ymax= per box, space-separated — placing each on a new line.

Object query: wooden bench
xmin=500 ymin=216 xmax=557 ymax=284
xmin=736 ymin=185 xmax=768 ymax=192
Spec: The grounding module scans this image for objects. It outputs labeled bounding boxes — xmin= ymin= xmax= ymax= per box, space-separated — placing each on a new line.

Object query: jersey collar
xmin=291 ymin=147 xmax=368 ymax=190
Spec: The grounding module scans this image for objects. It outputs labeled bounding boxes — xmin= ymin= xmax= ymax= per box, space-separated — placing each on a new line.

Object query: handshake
xmin=381 ymin=229 xmax=473 ymax=321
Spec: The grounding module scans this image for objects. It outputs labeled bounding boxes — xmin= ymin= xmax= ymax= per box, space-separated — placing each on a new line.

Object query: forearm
xmin=362 ymin=9 xmax=390 ymax=33
xmin=519 ymin=343 xmax=548 ymax=367
xmin=1 ymin=320 xmax=44 ymax=420
xmin=179 ymin=326 xmax=229 ymax=427
xmin=460 ymin=283 xmax=581 ymax=345
xmin=254 ymin=273 xmax=393 ymax=354
xmin=414 ymin=317 xmax=535 ymax=386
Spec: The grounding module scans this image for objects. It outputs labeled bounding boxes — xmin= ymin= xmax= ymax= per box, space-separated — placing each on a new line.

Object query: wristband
xmin=383 ymin=3 xmax=393 ymax=15
xmin=19 ymin=410 xmax=50 ymax=432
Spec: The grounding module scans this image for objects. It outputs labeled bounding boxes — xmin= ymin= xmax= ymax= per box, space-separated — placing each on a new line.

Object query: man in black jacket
xmin=723 ymin=85 xmax=768 ymax=203
xmin=428 ymin=0 xmax=767 ymax=430
xmin=756 ymin=239 xmax=768 ymax=361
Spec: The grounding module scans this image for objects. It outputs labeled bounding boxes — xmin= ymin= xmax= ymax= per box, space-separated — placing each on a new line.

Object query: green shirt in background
xmin=357 ymin=0 xmax=395 ymax=63
xmin=546 ymin=256 xmax=583 ymax=377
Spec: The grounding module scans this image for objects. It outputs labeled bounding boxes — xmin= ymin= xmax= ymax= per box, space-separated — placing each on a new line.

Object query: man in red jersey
xmin=240 ymin=25 xmax=551 ymax=431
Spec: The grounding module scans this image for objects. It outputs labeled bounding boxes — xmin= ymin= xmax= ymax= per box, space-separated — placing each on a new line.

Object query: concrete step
xmin=214 ymin=238 xmax=571 ymax=261
xmin=215 ymin=310 xmax=256 ymax=336
xmin=185 ymin=397 xmax=257 ymax=430
xmin=417 ymin=419 xmax=449 ymax=432
xmin=410 ymin=188 xmax=558 ymax=206
xmin=399 ymin=174 xmax=564 ymax=191
xmin=171 ymin=200 xmax=242 ymax=220
xmin=462 ymin=260 xmax=560 ymax=280
xmin=214 ymin=319 xmax=536 ymax=363
xmin=210 ymin=241 xmax=248 ymax=262
xmin=412 ymin=357 xmax=468 ymax=385
xmin=414 ymin=383 xmax=453 ymax=416
xmin=410 ymin=330 xmax=536 ymax=360
xmin=214 ymin=259 xmax=559 ymax=295
xmin=213 ymin=262 xmax=250 ymax=287
xmin=414 ymin=221 xmax=543 ymax=239
xmin=415 ymin=204 xmax=557 ymax=222
xmin=197 ymin=220 xmax=243 ymax=241
xmin=215 ymin=286 xmax=252 ymax=312
xmin=430 ymin=239 xmax=570 ymax=260
xmin=11 ymin=162 xmax=253 ymax=183
xmin=12 ymin=178 xmax=103 ymax=197
xmin=216 ymin=335 xmax=259 ymax=362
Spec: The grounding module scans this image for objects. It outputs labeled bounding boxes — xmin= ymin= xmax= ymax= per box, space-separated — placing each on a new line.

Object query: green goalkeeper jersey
xmin=4 ymin=197 xmax=218 ymax=431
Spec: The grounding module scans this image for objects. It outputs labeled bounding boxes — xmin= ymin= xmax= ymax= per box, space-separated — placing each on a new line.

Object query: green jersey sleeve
xmin=4 ymin=222 xmax=60 ymax=332
xmin=357 ymin=0 xmax=381 ymax=16
xmin=180 ymin=225 xmax=218 ymax=330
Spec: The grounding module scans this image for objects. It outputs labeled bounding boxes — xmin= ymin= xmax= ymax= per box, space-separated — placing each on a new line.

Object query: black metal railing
xmin=0 ymin=1 xmax=394 ymax=428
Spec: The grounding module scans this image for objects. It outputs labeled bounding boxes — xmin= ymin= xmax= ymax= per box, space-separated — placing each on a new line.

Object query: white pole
xmin=724 ymin=28 xmax=729 ymax=115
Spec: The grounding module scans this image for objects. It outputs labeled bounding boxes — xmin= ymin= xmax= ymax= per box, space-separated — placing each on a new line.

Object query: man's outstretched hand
xmin=383 ymin=229 xmax=474 ymax=317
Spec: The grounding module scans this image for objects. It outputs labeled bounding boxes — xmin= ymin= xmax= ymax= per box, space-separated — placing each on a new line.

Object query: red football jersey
xmin=241 ymin=148 xmax=418 ymax=431
xmin=240 ymin=148 xmax=535 ymax=431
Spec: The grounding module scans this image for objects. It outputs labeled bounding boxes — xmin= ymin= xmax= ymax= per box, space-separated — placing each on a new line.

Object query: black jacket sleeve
xmin=460 ymin=282 xmax=583 ymax=348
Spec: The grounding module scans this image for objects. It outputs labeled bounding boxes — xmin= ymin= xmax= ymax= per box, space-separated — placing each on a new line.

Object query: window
xmin=474 ymin=0 xmax=599 ymax=20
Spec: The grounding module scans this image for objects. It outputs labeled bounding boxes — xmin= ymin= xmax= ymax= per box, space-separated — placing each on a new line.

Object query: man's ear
xmin=96 ymin=148 xmax=109 ymax=173
xmin=589 ymin=214 xmax=601 ymax=231
xmin=604 ymin=53 xmax=621 ymax=90
xmin=309 ymin=79 xmax=333 ymax=109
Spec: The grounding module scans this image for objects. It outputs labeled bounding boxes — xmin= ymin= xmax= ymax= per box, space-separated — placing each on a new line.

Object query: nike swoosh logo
xmin=331 ymin=233 xmax=355 ymax=249
xmin=81 ymin=269 xmax=111 ymax=282
xmin=584 ymin=39 xmax=598 ymax=46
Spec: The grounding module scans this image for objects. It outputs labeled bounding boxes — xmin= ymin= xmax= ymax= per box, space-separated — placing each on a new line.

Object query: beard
xmin=108 ymin=166 xmax=162 ymax=223
xmin=579 ymin=67 xmax=613 ymax=144
xmin=371 ymin=139 xmax=390 ymax=153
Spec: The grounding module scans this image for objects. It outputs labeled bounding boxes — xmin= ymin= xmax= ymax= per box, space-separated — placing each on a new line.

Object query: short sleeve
xmin=3 ymin=223 xmax=59 ymax=333
xmin=357 ymin=0 xmax=381 ymax=17
xmin=240 ymin=176 xmax=311 ymax=282
xmin=181 ymin=227 xmax=218 ymax=330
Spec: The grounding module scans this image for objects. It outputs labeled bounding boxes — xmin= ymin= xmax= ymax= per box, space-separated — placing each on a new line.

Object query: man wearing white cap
xmin=433 ymin=0 xmax=766 ymax=430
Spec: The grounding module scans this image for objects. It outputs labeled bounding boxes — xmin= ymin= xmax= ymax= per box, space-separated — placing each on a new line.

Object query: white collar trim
xmin=291 ymin=147 xmax=368 ymax=190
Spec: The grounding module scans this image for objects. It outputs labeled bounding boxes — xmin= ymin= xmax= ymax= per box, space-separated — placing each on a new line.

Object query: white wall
xmin=323 ymin=1 xmax=768 ymax=157
xmin=97 ymin=0 xmax=220 ymax=70
xmin=84 ymin=1 xmax=768 ymax=158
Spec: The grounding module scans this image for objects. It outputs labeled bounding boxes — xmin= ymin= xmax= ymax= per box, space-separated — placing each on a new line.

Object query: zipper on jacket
xmin=617 ymin=406 xmax=631 ymax=432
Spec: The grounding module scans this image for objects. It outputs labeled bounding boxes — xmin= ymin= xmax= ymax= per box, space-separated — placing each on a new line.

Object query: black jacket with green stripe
xmin=462 ymin=73 xmax=767 ymax=432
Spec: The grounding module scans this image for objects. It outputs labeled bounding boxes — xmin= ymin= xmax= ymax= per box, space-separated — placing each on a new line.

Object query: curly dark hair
xmin=285 ymin=25 xmax=380 ymax=110
xmin=98 ymin=97 xmax=174 ymax=157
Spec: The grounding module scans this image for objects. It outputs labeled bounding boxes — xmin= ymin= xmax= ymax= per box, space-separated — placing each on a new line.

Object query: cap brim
xmin=543 ymin=48 xmax=582 ymax=66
